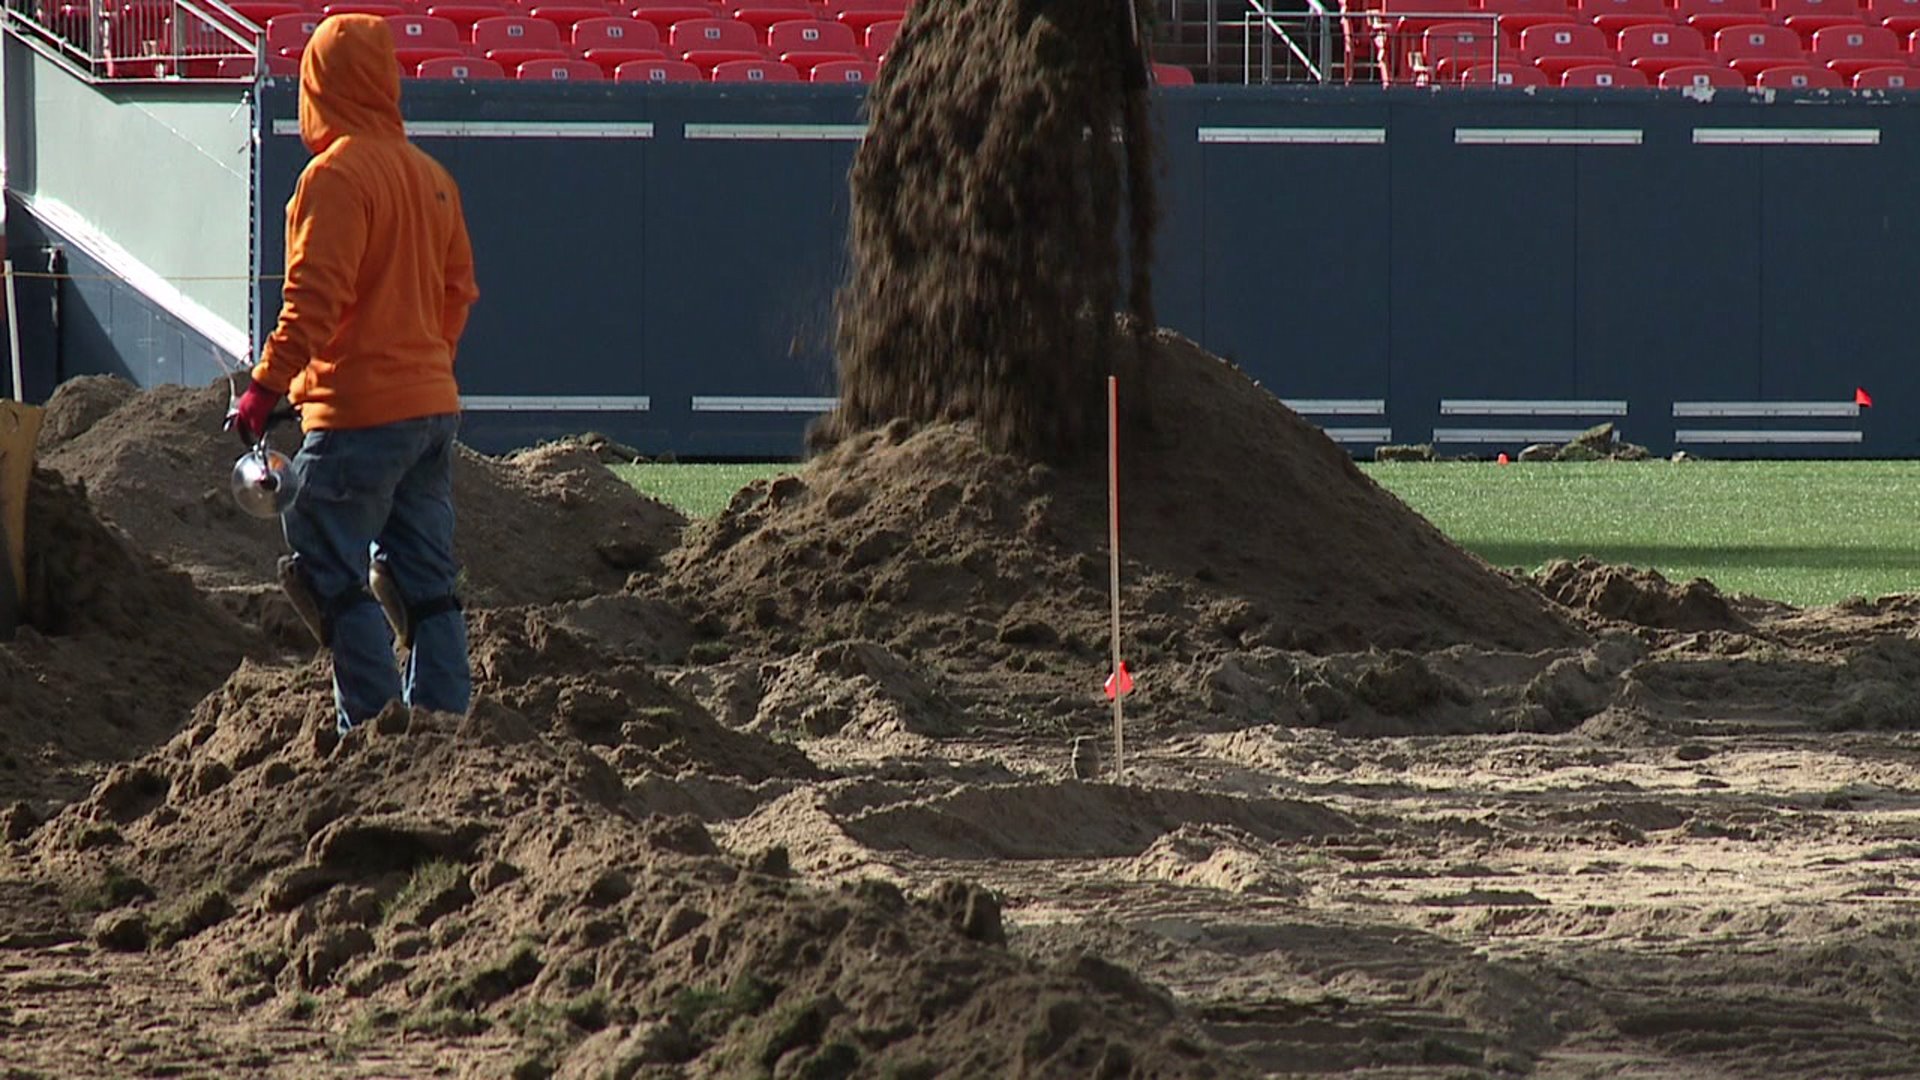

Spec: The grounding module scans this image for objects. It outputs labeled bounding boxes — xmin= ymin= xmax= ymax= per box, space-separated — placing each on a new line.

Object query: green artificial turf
xmin=615 ymin=459 xmax=1920 ymax=607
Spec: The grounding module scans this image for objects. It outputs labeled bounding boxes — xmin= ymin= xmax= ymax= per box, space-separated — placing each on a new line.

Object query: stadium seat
xmin=1754 ymin=61 xmax=1843 ymax=86
xmin=1483 ymin=0 xmax=1582 ymax=43
xmin=472 ymin=15 xmax=567 ymax=67
xmin=1372 ymin=0 xmax=1474 ymax=82
xmin=827 ymin=0 xmax=906 ymax=36
xmin=215 ymin=56 xmax=258 ymax=77
xmin=229 ymin=2 xmax=302 ymax=28
xmin=525 ymin=5 xmax=607 ymax=33
xmin=1577 ymin=0 xmax=1672 ymax=35
xmin=1561 ymin=61 xmax=1649 ymax=84
xmin=1520 ymin=22 xmax=1612 ymax=79
xmin=811 ymin=58 xmax=877 ymax=82
xmin=1619 ymin=23 xmax=1707 ymax=77
xmin=628 ymin=0 xmax=715 ymax=35
xmin=1657 ymin=61 xmax=1746 ymax=86
xmin=1675 ymin=0 xmax=1767 ymax=35
xmin=574 ymin=16 xmax=664 ymax=72
xmin=1771 ymin=0 xmax=1865 ymax=42
xmin=425 ymin=3 xmax=513 ymax=40
xmin=322 ymin=2 xmax=403 ymax=17
xmin=266 ymin=53 xmax=301 ymax=75
xmin=1418 ymin=21 xmax=1497 ymax=83
xmin=264 ymin=13 xmax=320 ymax=59
xmin=710 ymin=57 xmax=798 ymax=80
xmin=1150 ymin=62 xmax=1195 ymax=85
xmin=1853 ymin=63 xmax=1918 ymax=86
xmin=1460 ymin=58 xmax=1551 ymax=83
xmin=863 ymin=18 xmax=897 ymax=60
xmin=417 ymin=54 xmax=507 ymax=77
xmin=1811 ymin=25 xmax=1903 ymax=80
xmin=518 ymin=56 xmax=603 ymax=78
xmin=727 ymin=0 xmax=811 ymax=37
xmin=613 ymin=56 xmax=703 ymax=80
xmin=670 ymin=17 xmax=764 ymax=67
xmin=1870 ymin=0 xmax=1920 ymax=36
xmin=766 ymin=18 xmax=858 ymax=57
xmin=387 ymin=14 xmax=461 ymax=46
xmin=1715 ymin=25 xmax=1805 ymax=79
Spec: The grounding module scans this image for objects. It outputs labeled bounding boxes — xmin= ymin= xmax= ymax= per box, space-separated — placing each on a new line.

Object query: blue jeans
xmin=282 ymin=413 xmax=471 ymax=734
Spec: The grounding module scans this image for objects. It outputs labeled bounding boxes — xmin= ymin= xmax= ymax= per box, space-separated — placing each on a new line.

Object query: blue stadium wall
xmin=253 ymin=81 xmax=1918 ymax=459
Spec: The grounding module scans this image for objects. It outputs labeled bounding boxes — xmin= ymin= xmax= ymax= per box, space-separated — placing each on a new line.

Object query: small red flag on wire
xmin=1104 ymin=661 xmax=1133 ymax=700
xmin=1856 ymin=387 xmax=1874 ymax=408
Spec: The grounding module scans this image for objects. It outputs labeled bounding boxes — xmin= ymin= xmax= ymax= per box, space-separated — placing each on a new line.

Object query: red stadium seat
xmin=1561 ymin=61 xmax=1650 ymax=84
xmin=518 ymin=56 xmax=602 ymax=78
xmin=1372 ymin=0 xmax=1474 ymax=82
xmin=472 ymin=15 xmax=567 ymax=67
xmin=727 ymin=0 xmax=811 ymax=36
xmin=1460 ymin=58 xmax=1551 ymax=83
xmin=1870 ymin=0 xmax=1920 ymax=35
xmin=417 ymin=54 xmax=506 ymax=77
xmin=1577 ymin=0 xmax=1672 ymax=35
xmin=1419 ymin=21 xmax=1497 ymax=83
xmin=1150 ymin=62 xmax=1195 ymax=85
xmin=710 ymin=57 xmax=797 ymax=79
xmin=863 ymin=18 xmax=897 ymax=59
xmin=229 ymin=1 xmax=302 ymax=27
xmin=525 ymin=5 xmax=606 ymax=32
xmin=628 ymin=0 xmax=714 ymax=34
xmin=766 ymin=18 xmax=857 ymax=56
xmin=387 ymin=14 xmax=461 ymax=46
xmin=1755 ymin=62 xmax=1843 ymax=86
xmin=266 ymin=53 xmax=301 ymax=75
xmin=1715 ymin=24 xmax=1804 ymax=79
xmin=1811 ymin=25 xmax=1903 ymax=79
xmin=810 ymin=58 xmax=877 ymax=82
xmin=264 ymin=13 xmax=320 ymax=58
xmin=1657 ymin=61 xmax=1746 ymax=85
xmin=425 ymin=3 xmax=512 ymax=39
xmin=574 ymin=16 xmax=664 ymax=71
xmin=827 ymin=0 xmax=905 ymax=36
xmin=613 ymin=56 xmax=703 ymax=80
xmin=1483 ymin=0 xmax=1581 ymax=42
xmin=1771 ymin=0 xmax=1864 ymax=42
xmin=1620 ymin=23 xmax=1707 ymax=77
xmin=322 ymin=3 xmax=403 ymax=17
xmin=1853 ymin=63 xmax=1919 ymax=86
xmin=1676 ymin=0 xmax=1767 ymax=35
xmin=670 ymin=16 xmax=764 ymax=66
xmin=1520 ymin=22 xmax=1612 ymax=79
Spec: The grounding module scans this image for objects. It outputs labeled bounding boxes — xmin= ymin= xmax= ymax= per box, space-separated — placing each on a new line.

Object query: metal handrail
xmin=2 ymin=0 xmax=264 ymax=83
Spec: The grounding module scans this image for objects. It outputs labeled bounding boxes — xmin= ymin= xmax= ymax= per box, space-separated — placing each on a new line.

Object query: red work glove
xmin=228 ymin=381 xmax=282 ymax=444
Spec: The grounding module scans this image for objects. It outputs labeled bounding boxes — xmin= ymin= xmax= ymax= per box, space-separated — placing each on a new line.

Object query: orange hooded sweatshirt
xmin=252 ymin=14 xmax=479 ymax=431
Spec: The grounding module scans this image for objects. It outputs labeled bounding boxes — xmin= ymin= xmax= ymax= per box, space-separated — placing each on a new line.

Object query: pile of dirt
xmin=0 ymin=471 xmax=256 ymax=810
xmin=37 ymin=378 xmax=685 ymax=607
xmin=34 ymin=373 xmax=139 ymax=451
xmin=26 ymin=669 xmax=1243 ymax=1078
xmin=1518 ymin=423 xmax=1652 ymax=463
xmin=666 ymin=332 xmax=1584 ymax=723
xmin=821 ymin=0 xmax=1157 ymax=459
xmin=1535 ymin=557 xmax=1750 ymax=633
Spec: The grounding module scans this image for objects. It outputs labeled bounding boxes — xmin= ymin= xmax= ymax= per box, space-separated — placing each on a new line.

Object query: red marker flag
xmin=1104 ymin=661 xmax=1134 ymax=700
xmin=1856 ymin=387 xmax=1874 ymax=408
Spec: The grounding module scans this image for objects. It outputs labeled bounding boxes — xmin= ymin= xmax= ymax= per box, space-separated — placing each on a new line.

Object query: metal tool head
xmin=230 ymin=444 xmax=301 ymax=518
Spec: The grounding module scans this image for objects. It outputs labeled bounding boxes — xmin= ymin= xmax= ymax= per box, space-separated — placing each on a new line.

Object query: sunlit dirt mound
xmin=38 ymin=379 xmax=685 ymax=607
xmin=0 ymin=471 xmax=256 ymax=809
xmin=667 ymin=332 xmax=1585 ymax=714
xmin=28 ymin=675 xmax=1247 ymax=1077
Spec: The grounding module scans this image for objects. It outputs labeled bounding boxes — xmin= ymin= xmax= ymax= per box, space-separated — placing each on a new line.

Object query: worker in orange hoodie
xmin=228 ymin=13 xmax=480 ymax=734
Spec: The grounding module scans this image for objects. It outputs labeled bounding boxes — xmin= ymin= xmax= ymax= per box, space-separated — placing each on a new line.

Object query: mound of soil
xmin=824 ymin=0 xmax=1156 ymax=458
xmin=0 ymin=471 xmax=256 ymax=809
xmin=28 ymin=672 xmax=1242 ymax=1078
xmin=1535 ymin=557 xmax=1749 ymax=634
xmin=39 ymin=380 xmax=685 ymax=607
xmin=35 ymin=374 xmax=140 ymax=451
xmin=667 ymin=333 xmax=1583 ymax=721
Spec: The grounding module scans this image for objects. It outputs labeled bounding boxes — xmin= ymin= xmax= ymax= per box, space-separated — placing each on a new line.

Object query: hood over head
xmin=299 ymin=14 xmax=405 ymax=153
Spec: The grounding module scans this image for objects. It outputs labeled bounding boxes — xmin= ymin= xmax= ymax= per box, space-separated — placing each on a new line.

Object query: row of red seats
xmin=1414 ymin=20 xmax=1920 ymax=81
xmin=1460 ymin=55 xmax=1916 ymax=81
xmin=237 ymin=0 xmax=912 ymax=36
xmin=267 ymin=12 xmax=895 ymax=74
xmin=1375 ymin=0 xmax=1920 ymax=36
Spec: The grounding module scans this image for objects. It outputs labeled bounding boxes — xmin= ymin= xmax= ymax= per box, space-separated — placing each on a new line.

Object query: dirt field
xmin=5 ymin=341 xmax=1920 ymax=1079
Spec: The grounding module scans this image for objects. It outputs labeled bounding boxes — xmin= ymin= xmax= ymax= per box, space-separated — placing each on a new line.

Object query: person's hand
xmin=227 ymin=381 xmax=282 ymax=443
